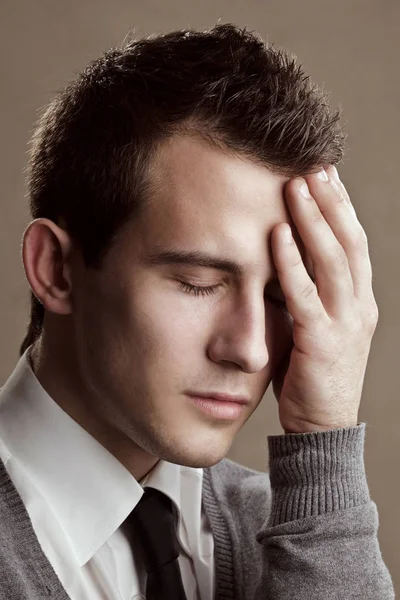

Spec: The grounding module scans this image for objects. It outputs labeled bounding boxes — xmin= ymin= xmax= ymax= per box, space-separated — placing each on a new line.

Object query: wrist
xmin=283 ymin=418 xmax=359 ymax=434
xmin=266 ymin=423 xmax=369 ymax=526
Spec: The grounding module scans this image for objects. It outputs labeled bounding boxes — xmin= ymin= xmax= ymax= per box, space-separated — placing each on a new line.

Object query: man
xmin=0 ymin=22 xmax=394 ymax=599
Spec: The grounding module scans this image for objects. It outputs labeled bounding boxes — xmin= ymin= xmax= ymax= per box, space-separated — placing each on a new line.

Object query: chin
xmin=157 ymin=434 xmax=233 ymax=469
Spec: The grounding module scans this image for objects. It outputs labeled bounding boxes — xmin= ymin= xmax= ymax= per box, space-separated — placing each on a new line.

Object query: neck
xmin=28 ymin=334 xmax=160 ymax=481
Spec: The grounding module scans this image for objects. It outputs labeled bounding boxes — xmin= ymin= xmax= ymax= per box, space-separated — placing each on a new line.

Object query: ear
xmin=21 ymin=218 xmax=75 ymax=316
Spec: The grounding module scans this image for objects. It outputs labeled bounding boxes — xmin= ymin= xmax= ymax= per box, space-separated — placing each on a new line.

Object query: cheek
xmin=135 ymin=292 xmax=209 ymax=362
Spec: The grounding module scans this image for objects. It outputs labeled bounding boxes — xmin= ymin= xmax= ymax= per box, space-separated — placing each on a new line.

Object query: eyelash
xmin=178 ymin=281 xmax=220 ymax=297
xmin=178 ymin=281 xmax=287 ymax=307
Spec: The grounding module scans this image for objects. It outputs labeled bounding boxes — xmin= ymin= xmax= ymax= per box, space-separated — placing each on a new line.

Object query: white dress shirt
xmin=0 ymin=347 xmax=215 ymax=599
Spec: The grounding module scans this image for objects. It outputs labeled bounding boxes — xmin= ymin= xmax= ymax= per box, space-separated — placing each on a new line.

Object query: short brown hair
xmin=20 ymin=22 xmax=346 ymax=357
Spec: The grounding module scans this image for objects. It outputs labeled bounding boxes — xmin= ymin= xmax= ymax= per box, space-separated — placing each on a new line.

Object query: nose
xmin=206 ymin=296 xmax=270 ymax=373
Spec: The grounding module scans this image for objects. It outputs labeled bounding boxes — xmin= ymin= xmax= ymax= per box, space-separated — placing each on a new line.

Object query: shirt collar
xmin=0 ymin=347 xmax=200 ymax=566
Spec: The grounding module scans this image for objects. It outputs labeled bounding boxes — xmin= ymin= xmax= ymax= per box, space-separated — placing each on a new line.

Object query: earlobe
xmin=21 ymin=218 xmax=74 ymax=316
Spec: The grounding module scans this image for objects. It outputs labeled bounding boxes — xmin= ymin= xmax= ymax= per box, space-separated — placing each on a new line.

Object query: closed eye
xmin=178 ymin=282 xmax=221 ymax=297
xmin=178 ymin=281 xmax=287 ymax=308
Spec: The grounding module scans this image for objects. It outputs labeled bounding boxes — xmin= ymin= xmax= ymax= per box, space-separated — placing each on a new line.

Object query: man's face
xmin=69 ymin=135 xmax=302 ymax=470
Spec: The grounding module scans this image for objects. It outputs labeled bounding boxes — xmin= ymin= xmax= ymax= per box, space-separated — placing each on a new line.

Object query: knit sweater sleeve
xmin=254 ymin=422 xmax=395 ymax=599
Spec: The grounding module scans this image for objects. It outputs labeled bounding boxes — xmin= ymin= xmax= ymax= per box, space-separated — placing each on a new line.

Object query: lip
xmin=187 ymin=395 xmax=246 ymax=420
xmin=187 ymin=392 xmax=250 ymax=405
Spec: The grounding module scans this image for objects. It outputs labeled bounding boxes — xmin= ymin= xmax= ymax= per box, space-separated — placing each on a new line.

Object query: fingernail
xmin=299 ymin=181 xmax=311 ymax=198
xmin=283 ymin=225 xmax=293 ymax=244
xmin=331 ymin=165 xmax=340 ymax=181
xmin=316 ymin=168 xmax=329 ymax=181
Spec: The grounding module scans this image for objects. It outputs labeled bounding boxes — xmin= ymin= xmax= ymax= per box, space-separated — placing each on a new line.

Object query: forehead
xmin=125 ymin=135 xmax=307 ymax=274
xmin=150 ymin=134 xmax=290 ymax=214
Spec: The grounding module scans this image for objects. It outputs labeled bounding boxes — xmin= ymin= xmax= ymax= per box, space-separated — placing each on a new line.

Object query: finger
xmin=305 ymin=170 xmax=374 ymax=303
xmin=325 ymin=165 xmax=352 ymax=205
xmin=288 ymin=225 xmax=316 ymax=288
xmin=270 ymin=222 xmax=328 ymax=328
xmin=284 ymin=176 xmax=355 ymax=317
xmin=325 ymin=165 xmax=359 ymax=222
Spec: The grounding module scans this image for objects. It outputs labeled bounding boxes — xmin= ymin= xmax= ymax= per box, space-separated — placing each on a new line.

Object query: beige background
xmin=0 ymin=0 xmax=398 ymax=591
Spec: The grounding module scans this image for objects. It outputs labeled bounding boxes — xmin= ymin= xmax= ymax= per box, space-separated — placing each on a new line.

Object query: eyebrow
xmin=143 ymin=246 xmax=284 ymax=283
xmin=143 ymin=247 xmax=244 ymax=276
xmin=143 ymin=245 xmax=315 ymax=286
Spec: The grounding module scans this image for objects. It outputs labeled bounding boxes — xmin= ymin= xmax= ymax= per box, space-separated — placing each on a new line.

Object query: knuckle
xmin=350 ymin=227 xmax=368 ymax=249
xmin=366 ymin=319 xmax=378 ymax=336
xmin=301 ymin=281 xmax=317 ymax=300
xmin=367 ymin=303 xmax=379 ymax=328
xmin=289 ymin=255 xmax=304 ymax=271
xmin=311 ymin=212 xmax=325 ymax=226
xmin=329 ymin=247 xmax=348 ymax=271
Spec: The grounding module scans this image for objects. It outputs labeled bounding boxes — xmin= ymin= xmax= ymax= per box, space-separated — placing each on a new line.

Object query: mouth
xmin=187 ymin=391 xmax=250 ymax=404
xmin=186 ymin=394 xmax=247 ymax=420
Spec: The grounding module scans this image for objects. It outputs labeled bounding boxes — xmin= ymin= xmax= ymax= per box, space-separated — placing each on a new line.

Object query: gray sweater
xmin=0 ymin=422 xmax=395 ymax=599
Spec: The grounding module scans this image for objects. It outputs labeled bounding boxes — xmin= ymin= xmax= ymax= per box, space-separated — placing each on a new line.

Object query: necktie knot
xmin=129 ymin=486 xmax=180 ymax=572
xmin=127 ymin=486 xmax=187 ymax=599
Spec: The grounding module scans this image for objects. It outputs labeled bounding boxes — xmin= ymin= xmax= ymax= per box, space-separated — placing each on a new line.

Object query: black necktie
xmin=127 ymin=486 xmax=188 ymax=600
